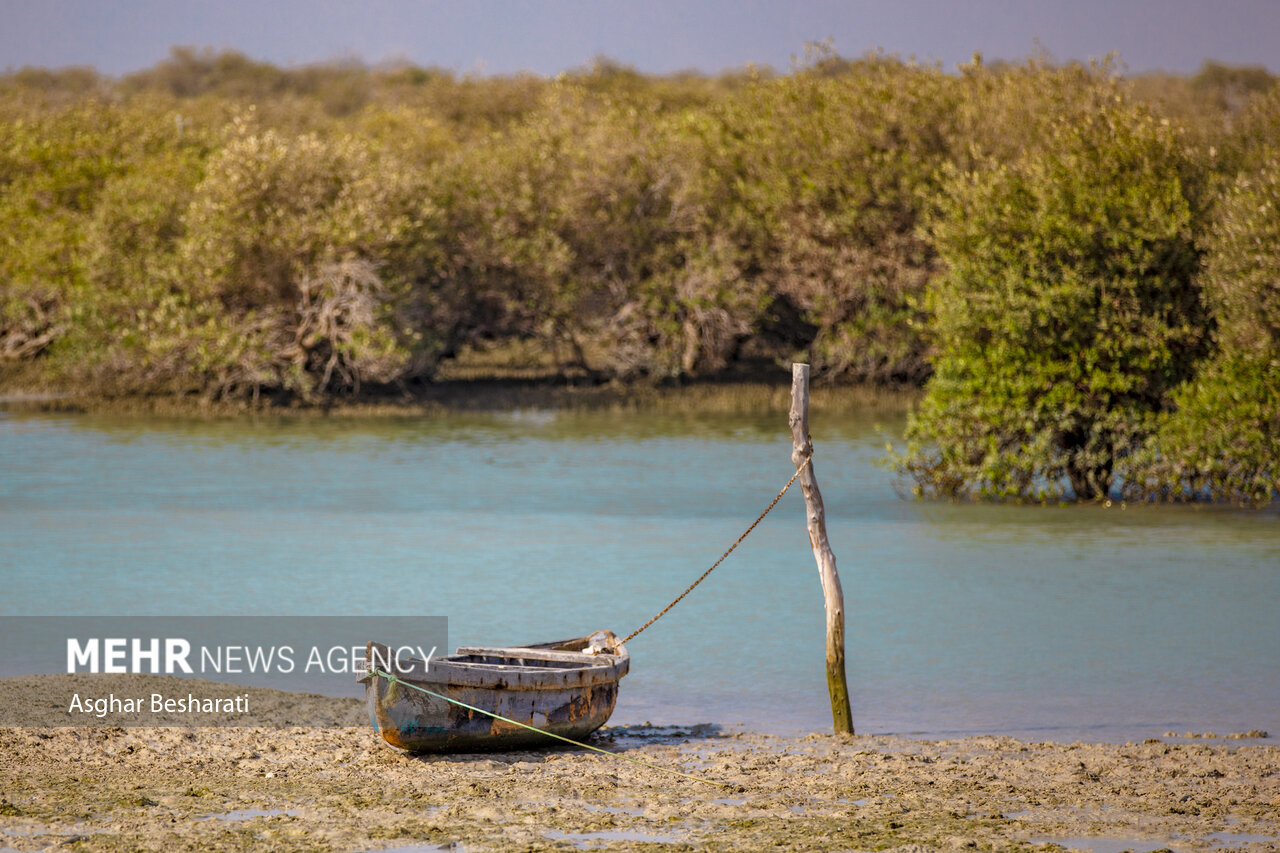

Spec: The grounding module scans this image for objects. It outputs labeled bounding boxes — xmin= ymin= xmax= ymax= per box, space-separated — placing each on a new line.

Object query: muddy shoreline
xmin=1 ymin=677 xmax=1276 ymax=852
xmin=0 ymin=374 xmax=917 ymax=420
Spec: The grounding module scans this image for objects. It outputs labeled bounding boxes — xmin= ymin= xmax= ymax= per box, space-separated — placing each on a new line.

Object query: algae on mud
xmin=1 ymin=675 xmax=1277 ymax=852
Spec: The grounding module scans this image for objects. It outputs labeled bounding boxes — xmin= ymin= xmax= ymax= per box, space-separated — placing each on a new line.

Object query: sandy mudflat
xmin=0 ymin=678 xmax=1277 ymax=852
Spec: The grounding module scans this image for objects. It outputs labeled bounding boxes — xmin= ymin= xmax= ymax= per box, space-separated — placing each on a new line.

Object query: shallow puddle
xmin=1030 ymin=836 xmax=1185 ymax=853
xmin=1203 ymin=831 xmax=1280 ymax=846
xmin=1030 ymin=827 xmax=1280 ymax=852
xmin=200 ymin=808 xmax=300 ymax=821
xmin=579 ymin=802 xmax=646 ymax=817
xmin=544 ymin=828 xmax=685 ymax=847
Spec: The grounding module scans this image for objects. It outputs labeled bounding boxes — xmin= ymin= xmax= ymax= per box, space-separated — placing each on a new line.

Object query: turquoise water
xmin=1 ymin=406 xmax=1277 ymax=741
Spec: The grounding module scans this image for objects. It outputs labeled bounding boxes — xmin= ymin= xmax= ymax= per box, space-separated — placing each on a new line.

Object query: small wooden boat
xmin=358 ymin=630 xmax=629 ymax=753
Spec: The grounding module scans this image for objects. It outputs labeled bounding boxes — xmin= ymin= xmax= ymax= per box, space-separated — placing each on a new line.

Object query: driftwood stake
xmin=789 ymin=363 xmax=854 ymax=735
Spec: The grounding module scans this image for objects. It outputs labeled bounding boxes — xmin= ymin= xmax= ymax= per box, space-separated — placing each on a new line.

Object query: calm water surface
xmin=1 ymin=405 xmax=1276 ymax=741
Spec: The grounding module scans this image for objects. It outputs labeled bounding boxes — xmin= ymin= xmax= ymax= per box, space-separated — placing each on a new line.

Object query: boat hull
xmin=359 ymin=632 xmax=628 ymax=753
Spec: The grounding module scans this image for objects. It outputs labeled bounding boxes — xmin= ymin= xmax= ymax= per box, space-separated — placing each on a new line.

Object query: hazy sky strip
xmin=2 ymin=0 xmax=1277 ymax=77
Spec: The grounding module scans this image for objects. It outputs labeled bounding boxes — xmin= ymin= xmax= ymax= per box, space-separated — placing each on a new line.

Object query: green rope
xmin=370 ymin=669 xmax=733 ymax=790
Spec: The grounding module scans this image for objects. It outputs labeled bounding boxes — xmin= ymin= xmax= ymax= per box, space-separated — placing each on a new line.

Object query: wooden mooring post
xmin=789 ymin=363 xmax=854 ymax=735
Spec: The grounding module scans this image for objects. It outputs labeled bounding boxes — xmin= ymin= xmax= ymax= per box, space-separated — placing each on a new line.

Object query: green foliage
xmin=420 ymin=82 xmax=768 ymax=378
xmin=1126 ymin=356 xmax=1280 ymax=505
xmin=2 ymin=51 xmax=1279 ymax=507
xmin=180 ymin=123 xmax=381 ymax=307
xmin=121 ymin=47 xmax=293 ymax=100
xmin=581 ymin=94 xmax=767 ymax=378
xmin=1127 ymin=152 xmax=1280 ymax=505
xmin=1222 ymin=82 xmax=1280 ymax=176
xmin=1201 ymin=154 xmax=1280 ymax=358
xmin=418 ymin=86 xmax=582 ymax=357
xmin=719 ymin=54 xmax=958 ymax=382
xmin=0 ymin=95 xmax=207 ymax=372
xmin=1123 ymin=61 xmax=1276 ymax=163
xmin=899 ymin=88 xmax=1206 ymax=501
xmin=952 ymin=58 xmax=1126 ymax=166
xmin=1191 ymin=61 xmax=1277 ymax=112
xmin=61 ymin=142 xmax=209 ymax=390
xmin=165 ymin=121 xmax=437 ymax=399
